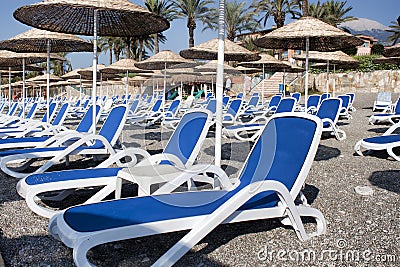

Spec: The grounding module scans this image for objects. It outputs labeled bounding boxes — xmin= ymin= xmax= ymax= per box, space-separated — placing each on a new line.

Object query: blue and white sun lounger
xmin=223 ymin=98 xmax=296 ymax=141
xmin=0 ymin=105 xmax=127 ymax=179
xmin=0 ymin=104 xmax=100 ymax=150
xmin=48 ymin=113 xmax=326 ymax=267
xmin=354 ymin=122 xmax=400 ymax=161
xmin=18 ymin=110 xmax=214 ymax=218
xmin=316 ymin=98 xmax=346 ymax=140
xmin=369 ymin=98 xmax=400 ymax=125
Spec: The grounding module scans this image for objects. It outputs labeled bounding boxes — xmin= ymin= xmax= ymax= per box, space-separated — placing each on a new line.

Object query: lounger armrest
xmin=249 ymin=115 xmax=268 ymax=124
xmin=384 ymin=122 xmax=400 ymax=135
xmin=136 ymin=153 xmax=186 ymax=169
xmin=97 ymin=147 xmax=151 ymax=168
xmin=154 ymin=164 xmax=235 ymax=194
xmin=44 ymin=132 xmax=89 ymax=147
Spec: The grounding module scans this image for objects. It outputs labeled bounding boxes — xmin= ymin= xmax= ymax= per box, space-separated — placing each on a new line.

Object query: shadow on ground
xmin=368 ymin=170 xmax=400 ymax=194
xmin=314 ymin=145 xmax=341 ymax=161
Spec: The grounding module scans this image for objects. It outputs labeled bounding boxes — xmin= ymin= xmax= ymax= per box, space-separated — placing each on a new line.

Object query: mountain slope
xmin=339 ymin=18 xmax=391 ymax=44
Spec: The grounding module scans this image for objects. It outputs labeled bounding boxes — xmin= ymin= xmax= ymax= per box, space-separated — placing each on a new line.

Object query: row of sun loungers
xmin=2 ymin=90 xmax=396 ymax=266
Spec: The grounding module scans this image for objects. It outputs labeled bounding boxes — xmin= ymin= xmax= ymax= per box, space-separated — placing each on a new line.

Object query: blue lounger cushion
xmin=25 ymin=167 xmax=123 ymax=186
xmin=363 ymin=135 xmax=400 ymax=144
xmin=63 ymin=116 xmax=316 ymax=233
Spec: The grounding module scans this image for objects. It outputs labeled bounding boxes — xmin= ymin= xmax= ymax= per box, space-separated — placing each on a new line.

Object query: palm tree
xmin=145 ymin=0 xmax=178 ymax=53
xmin=173 ymin=0 xmax=214 ymax=47
xmin=204 ymin=0 xmax=259 ymax=41
xmin=112 ymin=37 xmax=125 ymax=62
xmin=293 ymin=0 xmax=308 ymax=16
xmin=251 ymin=0 xmax=301 ymax=28
xmin=387 ymin=16 xmax=400 ymax=45
xmin=98 ymin=37 xmax=114 ymax=65
xmin=308 ymin=1 xmax=325 ymax=19
xmin=322 ymin=0 xmax=356 ymax=27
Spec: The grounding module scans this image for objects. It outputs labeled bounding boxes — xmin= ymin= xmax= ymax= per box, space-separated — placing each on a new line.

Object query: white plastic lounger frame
xmin=48 ymin=113 xmax=326 ymax=267
xmin=0 ymin=105 xmax=128 ymax=179
xmin=316 ymin=98 xmax=346 ymax=141
xmin=18 ymin=110 xmax=214 ymax=218
xmin=354 ymin=122 xmax=400 ymax=160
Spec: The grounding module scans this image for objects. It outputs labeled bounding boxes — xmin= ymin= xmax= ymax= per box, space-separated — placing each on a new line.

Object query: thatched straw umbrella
xmin=14 ymin=0 xmax=170 ymax=133
xmin=0 ymin=28 xmax=92 ymax=121
xmin=239 ymin=53 xmax=290 ymax=100
xmin=78 ymin=65 xmax=117 ymax=98
xmin=383 ymin=43 xmax=400 ymax=57
xmin=180 ymin=38 xmax=260 ymax=62
xmin=135 ymin=50 xmax=193 ymax=107
xmin=0 ymin=50 xmax=64 ymax=116
xmin=180 ymin=38 xmax=260 ymax=168
xmin=101 ymin=58 xmax=153 ymax=99
xmin=254 ymin=16 xmax=363 ymax=108
xmin=294 ymin=50 xmax=359 ymax=96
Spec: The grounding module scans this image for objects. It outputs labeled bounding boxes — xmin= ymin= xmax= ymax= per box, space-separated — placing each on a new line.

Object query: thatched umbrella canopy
xmin=135 ymin=50 xmax=193 ymax=70
xmin=61 ymin=68 xmax=84 ymax=79
xmin=0 ymin=50 xmax=64 ymax=114
xmin=135 ymin=50 xmax=193 ymax=102
xmin=14 ymin=0 xmax=170 ymax=37
xmin=239 ymin=53 xmax=293 ymax=99
xmin=14 ymin=0 xmax=170 ymax=133
xmin=78 ymin=65 xmax=116 ymax=80
xmin=0 ymin=65 xmax=44 ymax=72
xmin=293 ymin=51 xmax=359 ymax=65
xmin=373 ymin=56 xmax=400 ymax=65
xmin=294 ymin=51 xmax=359 ymax=95
xmin=254 ymin=16 xmax=363 ymax=107
xmin=28 ymin=73 xmax=62 ymax=83
xmin=0 ymin=28 xmax=93 ymax=121
xmin=195 ymin=60 xmax=241 ymax=75
xmin=0 ymin=50 xmax=64 ymax=66
xmin=383 ymin=43 xmax=400 ymax=57
xmin=101 ymin=58 xmax=153 ymax=74
xmin=180 ymin=38 xmax=260 ymax=62
xmin=234 ymin=66 xmax=260 ymax=74
xmin=0 ymin=28 xmax=92 ymax=53
xmin=101 ymin=58 xmax=153 ymax=99
xmin=254 ymin=16 xmax=363 ymax=51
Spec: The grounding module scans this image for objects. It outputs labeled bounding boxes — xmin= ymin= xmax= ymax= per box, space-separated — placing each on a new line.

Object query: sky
xmin=0 ymin=0 xmax=399 ymax=70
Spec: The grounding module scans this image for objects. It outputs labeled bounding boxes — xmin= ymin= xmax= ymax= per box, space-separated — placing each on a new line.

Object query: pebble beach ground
xmin=0 ymin=92 xmax=399 ymax=266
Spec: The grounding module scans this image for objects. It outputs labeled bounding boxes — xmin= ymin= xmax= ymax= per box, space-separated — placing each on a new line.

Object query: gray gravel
xmin=0 ymin=93 xmax=399 ymax=266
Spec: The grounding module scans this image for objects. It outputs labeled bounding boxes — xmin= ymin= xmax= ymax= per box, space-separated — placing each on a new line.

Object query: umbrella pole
xmin=304 ymin=37 xmax=309 ymax=110
xmin=163 ymin=62 xmax=167 ymax=110
xmin=214 ymin=0 xmax=225 ymax=168
xmin=8 ymin=67 xmax=11 ymax=107
xmin=92 ymin=9 xmax=98 ymax=134
xmin=283 ymin=68 xmax=286 ymax=95
xmin=79 ymin=74 xmax=82 ymax=99
xmin=47 ymin=39 xmax=51 ymax=122
xmin=126 ymin=70 xmax=129 ymax=102
xmin=22 ymin=58 xmax=26 ymax=119
xmin=326 ymin=59 xmax=329 ymax=95
xmin=262 ymin=64 xmax=265 ymax=103
xmin=333 ymin=64 xmax=336 ymax=97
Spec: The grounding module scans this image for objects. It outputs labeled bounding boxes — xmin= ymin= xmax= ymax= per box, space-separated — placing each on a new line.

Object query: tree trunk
xmin=109 ymin=50 xmax=113 ymax=65
xmin=188 ymin=18 xmax=196 ymax=48
xmin=302 ymin=0 xmax=309 ymax=17
xmin=138 ymin=39 xmax=144 ymax=62
xmin=154 ymin=33 xmax=159 ymax=54
xmin=125 ymin=37 xmax=131 ymax=59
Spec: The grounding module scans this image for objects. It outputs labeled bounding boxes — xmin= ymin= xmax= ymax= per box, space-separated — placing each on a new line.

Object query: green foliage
xmin=371 ymin=44 xmax=384 ymax=55
xmin=204 ymin=0 xmax=259 ymax=41
xmin=353 ymin=55 xmax=398 ymax=72
xmin=308 ymin=0 xmax=356 ymax=26
xmin=310 ymin=55 xmax=399 ymax=73
xmin=341 ymin=46 xmax=357 ymax=56
xmin=386 ymin=16 xmax=400 ymax=45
